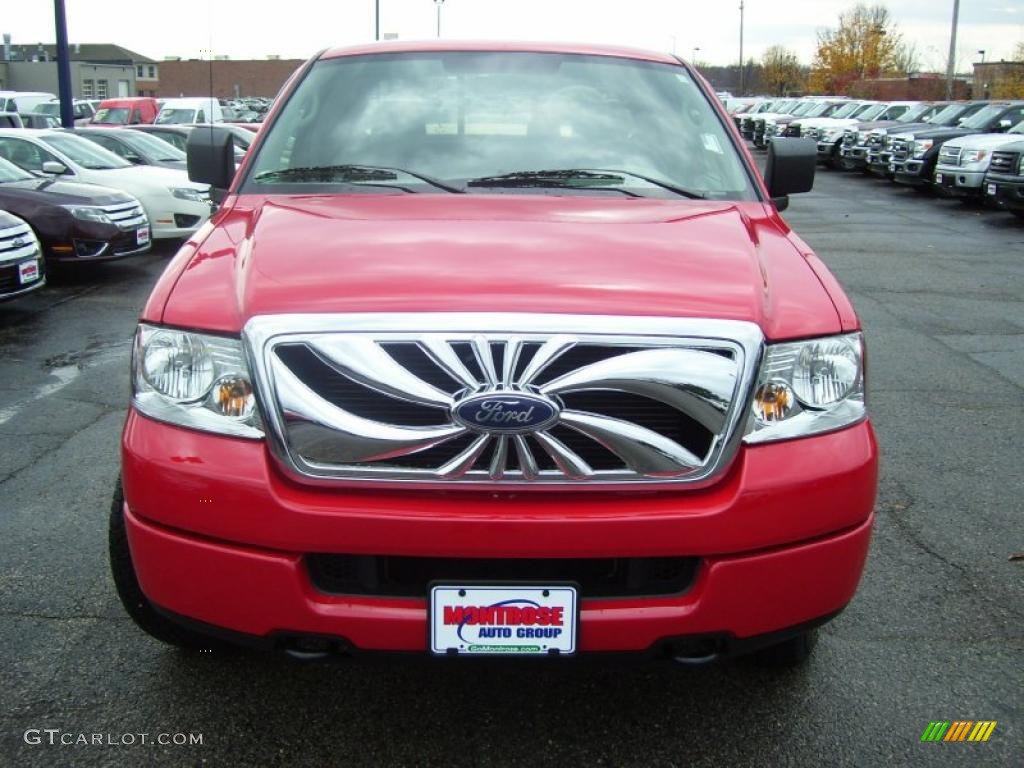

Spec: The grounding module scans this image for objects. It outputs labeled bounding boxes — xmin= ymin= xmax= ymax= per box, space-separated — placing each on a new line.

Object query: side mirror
xmin=764 ymin=138 xmax=816 ymax=211
xmin=186 ymin=126 xmax=235 ymax=191
xmin=996 ymin=119 xmax=1012 ymax=132
xmin=41 ymin=160 xmax=68 ymax=175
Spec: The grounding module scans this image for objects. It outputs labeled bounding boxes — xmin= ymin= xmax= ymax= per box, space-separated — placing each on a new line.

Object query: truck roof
xmin=321 ymin=40 xmax=680 ymax=64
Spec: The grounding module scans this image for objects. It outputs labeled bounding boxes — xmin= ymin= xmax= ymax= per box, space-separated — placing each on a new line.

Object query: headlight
xmin=824 ymin=128 xmax=844 ymax=141
xmin=132 ymin=324 xmax=262 ymax=438
xmin=960 ymin=149 xmax=988 ymax=165
xmin=170 ymin=186 xmax=212 ymax=203
xmin=912 ymin=139 xmax=933 ymax=159
xmin=1019 ymin=154 xmax=1024 ymax=175
xmin=61 ymin=205 xmax=112 ymax=224
xmin=744 ymin=333 xmax=865 ymax=444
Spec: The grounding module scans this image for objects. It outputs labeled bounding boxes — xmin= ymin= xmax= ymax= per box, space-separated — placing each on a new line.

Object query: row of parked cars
xmin=0 ymin=91 xmax=266 ymax=130
xmin=726 ymin=95 xmax=1024 ymax=219
xmin=0 ymin=123 xmax=251 ymax=301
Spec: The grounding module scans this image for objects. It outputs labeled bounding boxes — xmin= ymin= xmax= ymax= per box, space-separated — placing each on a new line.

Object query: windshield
xmin=898 ymin=103 xmax=932 ymax=123
xmin=93 ymin=107 xmax=130 ymax=124
xmin=156 ymin=108 xmax=197 ymax=124
xmin=962 ymin=105 xmax=1009 ymax=130
xmin=789 ymin=102 xmax=818 ymax=117
xmin=119 ymin=130 xmax=185 ymax=161
xmin=35 ymin=103 xmax=60 ymax=116
xmin=804 ymin=102 xmax=835 ymax=118
xmin=246 ymin=52 xmax=755 ymax=200
xmin=828 ymin=102 xmax=860 ymax=119
xmin=929 ymin=104 xmax=966 ymax=125
xmin=857 ymin=104 xmax=887 ymax=120
xmin=40 ymin=133 xmax=131 ymax=169
xmin=0 ymin=156 xmax=33 ymax=182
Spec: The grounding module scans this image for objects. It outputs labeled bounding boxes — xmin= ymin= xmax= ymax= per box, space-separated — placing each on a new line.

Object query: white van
xmin=154 ymin=97 xmax=224 ymax=125
xmin=0 ymin=91 xmax=57 ymax=114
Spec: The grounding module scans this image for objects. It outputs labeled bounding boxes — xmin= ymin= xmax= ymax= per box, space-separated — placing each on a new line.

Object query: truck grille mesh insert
xmin=247 ymin=316 xmax=760 ymax=487
xmin=989 ymin=151 xmax=1018 ymax=174
xmin=306 ymin=554 xmax=701 ymax=598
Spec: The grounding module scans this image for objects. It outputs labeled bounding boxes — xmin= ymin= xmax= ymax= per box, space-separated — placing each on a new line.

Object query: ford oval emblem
xmin=452 ymin=392 xmax=559 ymax=434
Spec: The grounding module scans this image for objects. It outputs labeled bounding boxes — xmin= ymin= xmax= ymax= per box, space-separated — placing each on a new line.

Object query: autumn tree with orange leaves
xmin=808 ymin=4 xmax=906 ymax=94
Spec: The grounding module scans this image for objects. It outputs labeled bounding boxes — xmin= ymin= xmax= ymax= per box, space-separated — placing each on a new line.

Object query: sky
xmin=7 ymin=0 xmax=1023 ymax=71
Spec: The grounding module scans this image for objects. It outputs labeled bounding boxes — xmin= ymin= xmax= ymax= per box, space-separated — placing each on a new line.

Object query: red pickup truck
xmin=112 ymin=42 xmax=877 ymax=666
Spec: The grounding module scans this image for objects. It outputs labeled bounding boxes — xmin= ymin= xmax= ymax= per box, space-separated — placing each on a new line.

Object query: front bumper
xmin=932 ymin=167 xmax=986 ymax=196
xmin=984 ymin=173 xmax=1024 ymax=211
xmin=121 ymin=411 xmax=878 ymax=653
xmin=839 ymin=146 xmax=870 ymax=167
xmin=894 ymin=159 xmax=930 ymax=186
xmin=148 ymin=200 xmax=211 ymax=239
xmin=816 ymin=140 xmax=840 ymax=159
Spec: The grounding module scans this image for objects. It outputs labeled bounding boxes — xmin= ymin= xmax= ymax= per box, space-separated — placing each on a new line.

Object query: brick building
xmin=973 ymin=61 xmax=1024 ymax=99
xmin=846 ymin=73 xmax=971 ymax=100
xmin=157 ymin=58 xmax=305 ymax=99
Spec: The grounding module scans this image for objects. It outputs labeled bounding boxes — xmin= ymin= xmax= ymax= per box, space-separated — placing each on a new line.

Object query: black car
xmin=891 ymin=102 xmax=1024 ymax=188
xmin=0 ymin=209 xmax=45 ymax=300
xmin=72 ymin=127 xmax=188 ymax=170
xmin=984 ymin=139 xmax=1024 ymax=219
xmin=0 ymin=155 xmax=151 ymax=263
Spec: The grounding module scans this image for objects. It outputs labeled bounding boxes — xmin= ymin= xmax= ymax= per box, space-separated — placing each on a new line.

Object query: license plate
xmin=430 ymin=584 xmax=578 ymax=656
xmin=987 ymin=183 xmax=997 ymax=196
xmin=18 ymin=260 xmax=40 ymax=285
xmin=935 ymin=173 xmax=944 ymax=184
xmin=136 ymin=227 xmax=150 ymax=245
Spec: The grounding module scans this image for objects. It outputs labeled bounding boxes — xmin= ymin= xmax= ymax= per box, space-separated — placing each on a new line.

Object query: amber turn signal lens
xmin=753 ymin=381 xmax=793 ymax=423
xmin=213 ymin=376 xmax=253 ymax=417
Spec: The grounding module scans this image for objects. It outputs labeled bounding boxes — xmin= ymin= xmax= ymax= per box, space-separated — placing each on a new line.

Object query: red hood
xmin=158 ymin=194 xmax=843 ymax=340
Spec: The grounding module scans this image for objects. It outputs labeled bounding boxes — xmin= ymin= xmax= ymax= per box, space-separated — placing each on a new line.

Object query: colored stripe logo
xmin=921 ymin=721 xmax=997 ymax=742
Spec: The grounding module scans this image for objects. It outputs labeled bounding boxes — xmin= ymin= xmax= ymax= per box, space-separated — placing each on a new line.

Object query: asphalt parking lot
xmin=1 ymin=168 xmax=1022 ymax=767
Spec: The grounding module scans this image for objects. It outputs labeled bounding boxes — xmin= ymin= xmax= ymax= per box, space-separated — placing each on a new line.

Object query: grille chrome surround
xmin=938 ymin=145 xmax=962 ymax=166
xmin=102 ymin=199 xmax=148 ymax=230
xmin=244 ymin=314 xmax=764 ymax=489
xmin=0 ymin=220 xmax=41 ymax=264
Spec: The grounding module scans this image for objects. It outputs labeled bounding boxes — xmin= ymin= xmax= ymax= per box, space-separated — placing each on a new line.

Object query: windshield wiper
xmin=466 ymin=169 xmax=704 ymax=199
xmin=253 ymin=164 xmax=463 ymax=193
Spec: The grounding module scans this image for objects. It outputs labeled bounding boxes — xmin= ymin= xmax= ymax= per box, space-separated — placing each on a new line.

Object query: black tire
xmin=109 ymin=478 xmax=222 ymax=650
xmin=1011 ymin=209 xmax=1024 ymax=220
xmin=750 ymin=628 xmax=818 ymax=667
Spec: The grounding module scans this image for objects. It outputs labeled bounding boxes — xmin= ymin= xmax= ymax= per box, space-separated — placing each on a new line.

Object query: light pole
xmin=375 ymin=0 xmax=380 ymax=41
xmin=692 ymin=46 xmax=700 ymax=65
xmin=738 ymin=1 xmax=745 ymax=95
xmin=944 ymin=0 xmax=959 ymax=99
xmin=977 ymin=49 xmax=985 ymax=63
xmin=434 ymin=0 xmax=445 ymax=39
xmin=53 ymin=0 xmax=73 ymax=129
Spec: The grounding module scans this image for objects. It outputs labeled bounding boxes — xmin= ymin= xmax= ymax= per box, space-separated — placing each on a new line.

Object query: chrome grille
xmin=102 ymin=199 xmax=147 ymax=230
xmin=842 ymin=130 xmax=857 ymax=146
xmin=890 ymin=138 xmax=911 ymax=160
xmin=938 ymin=145 xmax=962 ymax=166
xmin=245 ymin=314 xmax=763 ymax=489
xmin=0 ymin=218 xmax=41 ymax=264
xmin=989 ymin=151 xmax=1018 ymax=174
